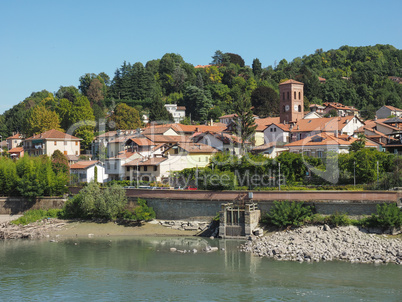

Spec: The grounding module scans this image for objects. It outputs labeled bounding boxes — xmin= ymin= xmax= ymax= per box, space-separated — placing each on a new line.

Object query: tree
xmin=182 ymin=86 xmax=213 ymax=122
xmin=350 ymin=134 xmax=367 ymax=152
xmin=232 ymin=96 xmax=257 ymax=154
xmin=250 ymin=86 xmax=279 ymax=117
xmin=109 ymin=103 xmax=142 ymax=129
xmin=226 ymin=53 xmax=245 ymax=67
xmin=86 ymin=78 xmax=104 ymax=104
xmin=24 ymin=105 xmax=63 ymax=137
xmin=51 ymin=150 xmax=69 ymax=175
xmin=252 ymin=58 xmax=262 ymax=77
xmin=149 ymin=98 xmax=174 ymax=123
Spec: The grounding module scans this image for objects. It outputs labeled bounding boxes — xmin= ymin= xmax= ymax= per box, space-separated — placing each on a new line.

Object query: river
xmin=0 ymin=236 xmax=400 ymax=301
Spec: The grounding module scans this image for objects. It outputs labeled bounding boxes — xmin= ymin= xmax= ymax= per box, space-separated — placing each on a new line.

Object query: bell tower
xmin=279 ymin=79 xmax=304 ymax=124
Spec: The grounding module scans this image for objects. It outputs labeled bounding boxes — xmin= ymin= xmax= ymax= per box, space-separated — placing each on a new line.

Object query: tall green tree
xmin=24 ymin=105 xmax=63 ymax=137
xmin=232 ymin=96 xmax=257 ymax=154
xmin=109 ymin=103 xmax=142 ymax=129
xmin=182 ymin=86 xmax=213 ymax=122
xmin=149 ymin=98 xmax=174 ymax=123
xmin=251 ymin=86 xmax=280 ymax=117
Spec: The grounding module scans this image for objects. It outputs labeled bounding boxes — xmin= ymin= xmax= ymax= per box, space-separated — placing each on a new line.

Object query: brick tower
xmin=279 ymin=79 xmax=304 ymax=124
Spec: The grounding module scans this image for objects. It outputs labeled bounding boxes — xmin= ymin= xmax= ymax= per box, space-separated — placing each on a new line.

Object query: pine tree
xmin=232 ymin=96 xmax=257 ymax=155
xmin=149 ymin=98 xmax=174 ymax=123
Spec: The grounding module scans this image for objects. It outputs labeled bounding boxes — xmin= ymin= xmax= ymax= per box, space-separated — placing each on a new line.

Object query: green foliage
xmin=327 ymin=212 xmax=351 ymax=227
xmin=149 ymin=97 xmax=174 ymax=123
xmin=62 ymin=182 xmax=128 ymax=220
xmin=264 ymin=201 xmax=314 ymax=227
xmin=11 ymin=209 xmax=62 ymax=225
xmin=109 ymin=102 xmax=142 ymax=129
xmin=371 ymin=203 xmax=402 ymax=228
xmin=120 ymin=198 xmax=156 ymax=221
xmin=250 ymin=86 xmax=279 ymax=117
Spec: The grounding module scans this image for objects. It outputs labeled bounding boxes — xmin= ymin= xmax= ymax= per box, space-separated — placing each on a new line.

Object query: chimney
xmin=374 ymin=116 xmax=377 ymax=121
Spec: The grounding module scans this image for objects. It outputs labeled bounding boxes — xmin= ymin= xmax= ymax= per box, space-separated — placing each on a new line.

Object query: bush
xmin=327 ymin=212 xmax=350 ymax=227
xmin=264 ymin=201 xmax=314 ymax=227
xmin=11 ymin=209 xmax=63 ymax=225
xmin=371 ymin=203 xmax=402 ymax=229
xmin=119 ymin=198 xmax=155 ymax=221
xmin=62 ymin=182 xmax=128 ymax=220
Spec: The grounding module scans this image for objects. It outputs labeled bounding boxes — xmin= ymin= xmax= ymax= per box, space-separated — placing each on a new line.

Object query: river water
xmin=0 ymin=236 xmax=400 ymax=301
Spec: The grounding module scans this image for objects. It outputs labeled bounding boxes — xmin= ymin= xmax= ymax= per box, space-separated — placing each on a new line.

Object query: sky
xmin=1 ymin=0 xmax=401 ymax=114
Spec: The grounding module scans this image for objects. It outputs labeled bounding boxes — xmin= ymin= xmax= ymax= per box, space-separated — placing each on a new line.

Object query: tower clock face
xmin=285 ymin=105 xmax=290 ymax=112
xmin=294 ymin=105 xmax=298 ymax=111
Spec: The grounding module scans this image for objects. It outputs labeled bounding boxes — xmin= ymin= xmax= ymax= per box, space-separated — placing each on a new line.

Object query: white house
xmin=70 ymin=160 xmax=108 ymax=183
xmin=376 ymin=105 xmax=402 ymax=119
xmin=164 ymin=104 xmax=186 ymax=123
xmin=105 ymin=151 xmax=142 ymax=181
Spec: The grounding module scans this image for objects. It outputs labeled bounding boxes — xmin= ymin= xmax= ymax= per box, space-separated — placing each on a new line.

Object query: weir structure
xmin=218 ymin=192 xmax=261 ymax=238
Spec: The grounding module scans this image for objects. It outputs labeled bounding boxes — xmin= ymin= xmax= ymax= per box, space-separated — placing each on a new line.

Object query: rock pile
xmin=0 ymin=219 xmax=66 ymax=240
xmin=158 ymin=220 xmax=216 ymax=233
xmin=240 ymin=225 xmax=402 ymax=264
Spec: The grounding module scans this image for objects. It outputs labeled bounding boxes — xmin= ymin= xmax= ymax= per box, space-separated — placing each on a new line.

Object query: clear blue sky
xmin=1 ymin=0 xmax=401 ymax=114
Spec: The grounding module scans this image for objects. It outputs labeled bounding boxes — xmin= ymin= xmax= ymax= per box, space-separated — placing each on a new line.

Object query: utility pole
xmin=278 ymin=162 xmax=281 ymax=191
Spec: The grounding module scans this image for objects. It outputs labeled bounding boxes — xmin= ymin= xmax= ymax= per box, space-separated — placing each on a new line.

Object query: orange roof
xmin=70 ymin=160 xmax=99 ymax=169
xmin=8 ymin=147 xmax=24 ymax=153
xmin=128 ymin=137 xmax=155 ymax=146
xmin=255 ymin=117 xmax=280 ymax=131
xmin=383 ymin=105 xmax=402 ymax=112
xmin=109 ymin=151 xmax=139 ymax=160
xmin=6 ymin=133 xmax=23 ymax=140
xmin=323 ymin=102 xmax=358 ymax=111
xmin=194 ymin=65 xmax=212 ymax=69
xmin=193 ymin=131 xmax=247 ymax=144
xmin=25 ymin=129 xmax=81 ymax=141
xmin=279 ymin=79 xmax=304 ymax=85
xmin=286 ymin=133 xmax=378 ymax=148
xmin=144 ymin=134 xmax=190 ymax=144
xmin=291 ymin=116 xmax=357 ymax=133
xmin=143 ymin=123 xmax=227 ymax=134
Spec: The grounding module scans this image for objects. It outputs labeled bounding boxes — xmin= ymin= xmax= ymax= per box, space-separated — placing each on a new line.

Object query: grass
xmin=11 ymin=209 xmax=62 ymax=225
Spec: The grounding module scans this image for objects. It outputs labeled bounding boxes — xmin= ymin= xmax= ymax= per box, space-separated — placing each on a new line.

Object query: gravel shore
xmin=240 ymin=225 xmax=402 ymax=264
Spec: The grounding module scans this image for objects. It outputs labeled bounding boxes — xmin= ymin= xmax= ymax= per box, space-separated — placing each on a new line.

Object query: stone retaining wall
xmin=0 ymin=197 xmax=66 ymax=215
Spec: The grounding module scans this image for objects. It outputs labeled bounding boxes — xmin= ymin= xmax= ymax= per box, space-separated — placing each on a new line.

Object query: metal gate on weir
xmin=225 ymin=207 xmax=245 ymax=237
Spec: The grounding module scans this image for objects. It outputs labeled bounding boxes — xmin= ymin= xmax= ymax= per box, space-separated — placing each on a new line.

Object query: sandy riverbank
xmin=49 ymin=220 xmax=200 ymax=238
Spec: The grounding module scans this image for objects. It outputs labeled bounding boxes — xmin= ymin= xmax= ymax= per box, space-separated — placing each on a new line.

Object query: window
xmin=270 ymin=128 xmax=273 ymax=132
xmin=75 ymin=141 xmax=78 ymax=146
xmin=294 ymin=91 xmax=296 ymax=99
xmin=317 ymin=151 xmax=323 ymax=158
xmin=205 ymin=157 xmax=208 ymax=162
xmin=154 ymin=166 xmax=157 ymax=171
xmin=299 ymin=92 xmax=301 ymax=99
xmin=126 ymin=167 xmax=130 ymax=172
xmin=283 ymin=105 xmax=285 ymax=113
xmin=298 ymin=105 xmax=301 ymax=112
xmin=114 ymin=162 xmax=117 ymax=169
xmin=287 ymin=92 xmax=289 ymax=100
xmin=144 ymin=166 xmax=148 ymax=171
xmin=75 ymin=151 xmax=78 ymax=155
xmin=54 ymin=141 xmax=57 ymax=146
xmin=274 ymin=128 xmax=276 ymax=132
xmin=282 ymin=92 xmax=285 ymax=100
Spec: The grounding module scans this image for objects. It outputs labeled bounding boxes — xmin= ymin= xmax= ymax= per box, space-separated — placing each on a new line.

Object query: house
xmin=254 ymin=117 xmax=280 ymax=146
xmin=263 ymin=123 xmax=291 ymax=144
xmin=123 ymin=142 xmax=218 ymax=183
xmin=141 ymin=125 xmax=179 ymax=136
xmin=8 ymin=147 xmax=24 ymax=159
xmin=192 ymin=131 xmax=249 ymax=155
xmin=285 ymin=132 xmax=378 ymax=158
xmin=70 ymin=160 xmax=108 ymax=183
xmin=92 ymin=129 xmax=139 ymax=157
xmin=164 ymin=104 xmax=186 ymax=123
xmin=303 ymin=111 xmax=323 ymax=119
xmin=251 ymin=143 xmax=288 ymax=158
xmin=219 ymin=113 xmax=258 ymax=125
xmin=322 ymin=102 xmax=359 ymax=117
xmin=376 ymin=105 xmax=402 ymax=119
xmin=6 ymin=133 xmax=23 ymax=150
xmin=105 ymin=151 xmax=142 ymax=181
xmin=308 ymin=104 xmax=325 ymax=115
xmin=24 ymin=129 xmax=81 ymax=157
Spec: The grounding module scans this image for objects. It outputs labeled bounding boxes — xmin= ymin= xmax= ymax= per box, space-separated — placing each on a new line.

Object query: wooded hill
xmin=1 ymin=44 xmax=401 ymax=150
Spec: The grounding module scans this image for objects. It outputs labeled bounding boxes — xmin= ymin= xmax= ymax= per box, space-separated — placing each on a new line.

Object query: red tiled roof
xmin=70 ymin=160 xmax=99 ymax=169
xmin=255 ymin=117 xmax=280 ymax=131
xmin=383 ymin=105 xmax=402 ymax=112
xmin=286 ymin=133 xmax=377 ymax=147
xmin=145 ymin=134 xmax=190 ymax=144
xmin=8 ymin=147 xmax=24 ymax=153
xmin=128 ymin=137 xmax=156 ymax=146
xmin=279 ymin=79 xmax=304 ymax=85
xmin=323 ymin=102 xmax=358 ymax=111
xmin=173 ymin=142 xmax=218 ymax=154
xmin=25 ymin=129 xmax=80 ymax=141
xmin=6 ymin=133 xmax=23 ymax=140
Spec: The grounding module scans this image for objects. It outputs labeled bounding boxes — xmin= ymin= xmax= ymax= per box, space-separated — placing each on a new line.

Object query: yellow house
xmin=24 ymin=129 xmax=81 ymax=157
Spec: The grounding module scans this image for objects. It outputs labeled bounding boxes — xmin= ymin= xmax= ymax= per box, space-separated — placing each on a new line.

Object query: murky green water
xmin=0 ymin=237 xmax=401 ymax=301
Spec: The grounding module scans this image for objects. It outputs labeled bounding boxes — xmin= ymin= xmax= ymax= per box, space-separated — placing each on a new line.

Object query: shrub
xmin=327 ymin=212 xmax=350 ymax=227
xmin=11 ymin=209 xmax=62 ymax=225
xmin=372 ymin=203 xmax=402 ymax=229
xmin=119 ymin=198 xmax=155 ymax=221
xmin=264 ymin=201 xmax=313 ymax=227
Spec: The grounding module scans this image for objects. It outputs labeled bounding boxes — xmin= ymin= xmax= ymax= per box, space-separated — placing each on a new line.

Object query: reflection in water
xmin=0 ymin=237 xmax=401 ymax=302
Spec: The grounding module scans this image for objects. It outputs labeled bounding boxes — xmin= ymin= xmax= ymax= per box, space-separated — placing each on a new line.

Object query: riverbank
xmin=0 ymin=217 xmax=202 ymax=240
xmin=241 ymin=225 xmax=402 ymax=264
